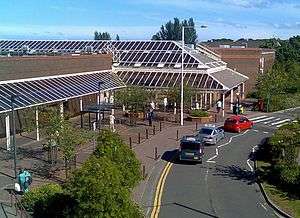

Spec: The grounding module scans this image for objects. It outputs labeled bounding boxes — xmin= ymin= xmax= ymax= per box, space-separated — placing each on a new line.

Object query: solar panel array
xmin=116 ymin=70 xmax=223 ymax=90
xmin=0 ymin=71 xmax=124 ymax=113
xmin=0 ymin=40 xmax=225 ymax=69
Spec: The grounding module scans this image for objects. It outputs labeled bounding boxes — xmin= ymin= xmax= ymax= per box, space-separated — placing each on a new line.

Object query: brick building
xmin=210 ymin=47 xmax=275 ymax=95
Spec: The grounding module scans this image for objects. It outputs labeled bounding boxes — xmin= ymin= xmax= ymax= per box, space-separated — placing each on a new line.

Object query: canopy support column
xmin=204 ymin=92 xmax=207 ymax=109
xmin=35 ymin=108 xmax=40 ymax=141
xmin=80 ymin=98 xmax=83 ymax=128
xmin=241 ymin=83 xmax=245 ymax=99
xmin=230 ymin=89 xmax=234 ymax=111
xmin=209 ymin=92 xmax=212 ymax=108
xmin=5 ymin=113 xmax=11 ymax=151
xmin=59 ymin=102 xmax=64 ymax=119
xmin=97 ymin=93 xmax=100 ymax=121
xmin=222 ymin=93 xmax=225 ymax=117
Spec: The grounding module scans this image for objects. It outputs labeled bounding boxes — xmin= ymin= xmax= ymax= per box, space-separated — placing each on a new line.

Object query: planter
xmin=186 ymin=115 xmax=213 ymax=123
xmin=125 ymin=111 xmax=145 ymax=119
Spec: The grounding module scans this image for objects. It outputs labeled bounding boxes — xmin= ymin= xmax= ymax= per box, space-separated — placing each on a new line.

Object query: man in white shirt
xmin=216 ymin=100 xmax=222 ymax=113
xmin=109 ymin=113 xmax=115 ymax=132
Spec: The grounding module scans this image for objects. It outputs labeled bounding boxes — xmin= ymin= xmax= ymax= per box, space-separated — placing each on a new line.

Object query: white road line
xmin=253 ymin=116 xmax=275 ymax=123
xmin=253 ymin=130 xmax=259 ymax=132
xmin=206 ymin=130 xmax=249 ymax=163
xmin=260 ymin=203 xmax=268 ymax=211
xmin=263 ymin=131 xmax=269 ymax=134
xmin=270 ymin=118 xmax=291 ymax=126
xmin=249 ymin=115 xmax=267 ymax=121
xmin=264 ymin=117 xmax=280 ymax=124
xmin=247 ymin=159 xmax=253 ymax=172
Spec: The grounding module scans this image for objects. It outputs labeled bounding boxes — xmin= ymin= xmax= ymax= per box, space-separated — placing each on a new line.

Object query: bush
xmin=190 ymin=110 xmax=209 ymax=117
xmin=64 ymin=156 xmax=143 ymax=218
xmin=21 ymin=183 xmax=63 ymax=214
xmin=94 ymin=130 xmax=142 ymax=189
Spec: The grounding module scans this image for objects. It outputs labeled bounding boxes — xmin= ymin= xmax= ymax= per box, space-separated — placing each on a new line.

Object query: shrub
xmin=190 ymin=110 xmax=209 ymax=117
xmin=94 ymin=129 xmax=142 ymax=189
xmin=64 ymin=156 xmax=143 ymax=218
xmin=21 ymin=183 xmax=63 ymax=214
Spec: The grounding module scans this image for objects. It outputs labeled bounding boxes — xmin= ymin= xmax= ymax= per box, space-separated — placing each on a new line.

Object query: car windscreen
xmin=180 ymin=142 xmax=201 ymax=150
xmin=199 ymin=128 xmax=213 ymax=135
xmin=225 ymin=119 xmax=237 ymax=124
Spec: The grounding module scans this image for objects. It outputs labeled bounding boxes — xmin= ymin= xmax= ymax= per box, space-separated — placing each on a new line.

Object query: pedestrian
xmin=109 ymin=113 xmax=115 ymax=132
xmin=148 ymin=109 xmax=153 ymax=126
xmin=216 ymin=99 xmax=222 ymax=113
xmin=150 ymin=101 xmax=155 ymax=110
xmin=163 ymin=97 xmax=168 ymax=112
xmin=18 ymin=168 xmax=32 ymax=193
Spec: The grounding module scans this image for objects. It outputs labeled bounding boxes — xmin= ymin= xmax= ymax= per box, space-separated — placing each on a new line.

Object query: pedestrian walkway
xmin=249 ymin=114 xmax=296 ymax=128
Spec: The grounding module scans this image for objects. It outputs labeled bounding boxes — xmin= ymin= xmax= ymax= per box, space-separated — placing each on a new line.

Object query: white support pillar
xmin=35 ymin=108 xmax=40 ymax=141
xmin=200 ymin=93 xmax=203 ymax=109
xmin=97 ymin=93 xmax=100 ymax=120
xmin=222 ymin=93 xmax=225 ymax=117
xmin=100 ymin=92 xmax=105 ymax=103
xmin=5 ymin=113 xmax=10 ymax=150
xmin=79 ymin=97 xmax=83 ymax=111
xmin=230 ymin=89 xmax=234 ymax=111
xmin=241 ymin=83 xmax=245 ymax=99
xmin=209 ymin=92 xmax=212 ymax=108
xmin=110 ymin=91 xmax=114 ymax=104
xmin=59 ymin=102 xmax=64 ymax=119
xmin=204 ymin=92 xmax=207 ymax=109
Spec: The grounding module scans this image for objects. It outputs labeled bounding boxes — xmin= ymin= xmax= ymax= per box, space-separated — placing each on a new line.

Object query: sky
xmin=0 ymin=0 xmax=299 ymax=41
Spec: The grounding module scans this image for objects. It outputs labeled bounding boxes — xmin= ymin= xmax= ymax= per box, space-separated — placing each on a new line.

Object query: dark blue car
xmin=179 ymin=135 xmax=204 ymax=163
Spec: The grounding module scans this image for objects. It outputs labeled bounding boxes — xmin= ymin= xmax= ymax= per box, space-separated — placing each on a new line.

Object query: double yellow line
xmin=150 ymin=161 xmax=173 ymax=218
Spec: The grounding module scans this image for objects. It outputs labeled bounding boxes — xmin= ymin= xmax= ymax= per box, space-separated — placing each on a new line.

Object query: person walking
xmin=109 ymin=112 xmax=115 ymax=132
xmin=148 ymin=109 xmax=153 ymax=126
xmin=216 ymin=99 xmax=222 ymax=113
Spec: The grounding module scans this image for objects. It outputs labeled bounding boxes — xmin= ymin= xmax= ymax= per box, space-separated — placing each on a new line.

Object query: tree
xmin=94 ymin=31 xmax=111 ymax=40
xmin=116 ymin=34 xmax=120 ymax=40
xmin=64 ymin=156 xmax=142 ymax=218
xmin=166 ymin=85 xmax=195 ymax=108
xmin=94 ymin=130 xmax=141 ymax=189
xmin=152 ymin=17 xmax=198 ymax=44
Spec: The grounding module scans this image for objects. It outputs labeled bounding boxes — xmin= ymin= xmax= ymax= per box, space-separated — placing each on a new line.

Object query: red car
xmin=223 ymin=115 xmax=253 ymax=133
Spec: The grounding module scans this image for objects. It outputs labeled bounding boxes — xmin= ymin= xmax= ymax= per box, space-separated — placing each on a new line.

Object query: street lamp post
xmin=98 ymin=81 xmax=104 ymax=132
xmin=180 ymin=24 xmax=207 ymax=126
xmin=10 ymin=95 xmax=18 ymax=179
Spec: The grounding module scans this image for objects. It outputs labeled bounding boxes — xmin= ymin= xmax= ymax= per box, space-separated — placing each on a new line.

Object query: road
xmin=158 ymin=109 xmax=299 ymax=218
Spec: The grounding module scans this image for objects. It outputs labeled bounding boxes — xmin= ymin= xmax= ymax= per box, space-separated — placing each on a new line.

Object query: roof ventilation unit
xmin=157 ymin=63 xmax=165 ymax=68
xmin=174 ymin=63 xmax=182 ymax=68
xmin=134 ymin=63 xmax=142 ymax=68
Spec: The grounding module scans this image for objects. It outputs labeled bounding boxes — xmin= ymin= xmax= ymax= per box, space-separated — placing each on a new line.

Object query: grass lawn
xmin=257 ymin=161 xmax=300 ymax=217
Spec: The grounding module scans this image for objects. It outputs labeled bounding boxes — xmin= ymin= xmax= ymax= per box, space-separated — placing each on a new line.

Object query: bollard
xmin=176 ymin=130 xmax=179 ymax=141
xmin=129 ymin=137 xmax=132 ymax=149
xmin=155 ymin=147 xmax=158 ymax=160
xmin=142 ymin=165 xmax=146 ymax=179
xmin=153 ymin=125 xmax=156 ymax=135
xmin=138 ymin=133 xmax=141 ymax=144
xmin=159 ymin=122 xmax=162 ymax=131
xmin=195 ymin=122 xmax=198 ymax=131
xmin=146 ymin=129 xmax=149 ymax=139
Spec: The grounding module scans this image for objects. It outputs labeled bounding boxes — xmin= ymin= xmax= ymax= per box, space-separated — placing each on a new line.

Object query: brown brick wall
xmin=0 ymin=54 xmax=112 ymax=81
xmin=212 ymin=48 xmax=275 ymax=94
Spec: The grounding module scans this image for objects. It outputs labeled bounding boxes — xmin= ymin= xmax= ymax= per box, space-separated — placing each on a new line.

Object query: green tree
xmin=94 ymin=129 xmax=141 ymax=188
xmin=166 ymin=85 xmax=194 ymax=108
xmin=152 ymin=17 xmax=198 ymax=44
xmin=64 ymin=156 xmax=142 ymax=218
xmin=94 ymin=31 xmax=111 ymax=40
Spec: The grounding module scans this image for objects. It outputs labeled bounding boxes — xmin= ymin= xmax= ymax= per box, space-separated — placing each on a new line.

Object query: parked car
xmin=196 ymin=125 xmax=225 ymax=145
xmin=179 ymin=135 xmax=204 ymax=163
xmin=223 ymin=115 xmax=253 ymax=133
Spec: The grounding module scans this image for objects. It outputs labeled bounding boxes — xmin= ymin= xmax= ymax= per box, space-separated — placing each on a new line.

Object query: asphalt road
xmin=158 ymin=109 xmax=300 ymax=218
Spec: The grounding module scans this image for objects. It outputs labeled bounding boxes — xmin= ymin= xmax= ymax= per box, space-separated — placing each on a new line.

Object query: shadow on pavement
xmin=161 ymin=202 xmax=219 ymax=218
xmin=213 ymin=164 xmax=256 ymax=185
xmin=161 ymin=150 xmax=198 ymax=165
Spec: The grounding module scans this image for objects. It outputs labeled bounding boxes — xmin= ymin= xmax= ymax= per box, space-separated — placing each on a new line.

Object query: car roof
xmin=181 ymin=135 xmax=202 ymax=143
xmin=200 ymin=126 xmax=215 ymax=130
xmin=227 ymin=115 xmax=247 ymax=120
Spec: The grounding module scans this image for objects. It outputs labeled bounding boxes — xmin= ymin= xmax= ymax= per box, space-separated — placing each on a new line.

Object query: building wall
xmin=211 ymin=48 xmax=275 ymax=95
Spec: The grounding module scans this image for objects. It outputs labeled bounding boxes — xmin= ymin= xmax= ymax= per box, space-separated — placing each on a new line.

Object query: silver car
xmin=196 ymin=125 xmax=225 ymax=145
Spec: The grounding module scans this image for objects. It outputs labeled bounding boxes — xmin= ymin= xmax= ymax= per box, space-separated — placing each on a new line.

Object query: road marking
xmin=263 ymin=131 xmax=269 ymax=134
xmin=264 ymin=117 xmax=280 ymax=124
xmin=270 ymin=118 xmax=290 ymax=126
xmin=247 ymin=159 xmax=253 ymax=172
xmin=253 ymin=129 xmax=259 ymax=132
xmin=249 ymin=115 xmax=267 ymax=121
xmin=260 ymin=203 xmax=268 ymax=211
xmin=206 ymin=130 xmax=249 ymax=163
xmin=150 ymin=161 xmax=173 ymax=218
xmin=205 ymin=169 xmax=209 ymax=182
xmin=253 ymin=116 xmax=275 ymax=123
